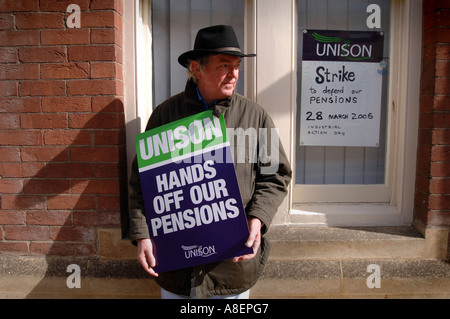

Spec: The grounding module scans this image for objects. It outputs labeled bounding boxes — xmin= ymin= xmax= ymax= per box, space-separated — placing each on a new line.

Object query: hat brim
xmin=178 ymin=49 xmax=256 ymax=68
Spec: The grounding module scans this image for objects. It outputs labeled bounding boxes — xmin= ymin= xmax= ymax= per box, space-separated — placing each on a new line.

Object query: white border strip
xmin=138 ymin=142 xmax=230 ymax=173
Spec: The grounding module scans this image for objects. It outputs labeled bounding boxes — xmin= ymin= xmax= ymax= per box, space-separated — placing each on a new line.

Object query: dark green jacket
xmin=129 ymin=80 xmax=291 ymax=299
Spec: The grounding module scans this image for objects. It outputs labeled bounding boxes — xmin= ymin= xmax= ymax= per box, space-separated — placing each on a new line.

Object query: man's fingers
xmin=233 ymin=218 xmax=262 ymax=263
xmin=137 ymin=239 xmax=159 ymax=277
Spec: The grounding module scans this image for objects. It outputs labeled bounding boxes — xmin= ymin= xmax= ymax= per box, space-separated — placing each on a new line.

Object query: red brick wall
xmin=415 ymin=0 xmax=450 ymax=258
xmin=0 ymin=0 xmax=126 ymax=256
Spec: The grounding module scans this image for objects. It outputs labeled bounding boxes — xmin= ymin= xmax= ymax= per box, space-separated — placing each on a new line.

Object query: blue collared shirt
xmin=196 ymin=86 xmax=218 ymax=110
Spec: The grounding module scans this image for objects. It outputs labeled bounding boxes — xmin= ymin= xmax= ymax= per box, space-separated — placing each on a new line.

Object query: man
xmin=129 ymin=25 xmax=291 ymax=299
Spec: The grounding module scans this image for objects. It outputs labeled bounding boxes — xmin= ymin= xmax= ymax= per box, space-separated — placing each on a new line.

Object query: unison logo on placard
xmin=302 ymin=30 xmax=384 ymax=63
xmin=182 ymin=245 xmax=217 ymax=259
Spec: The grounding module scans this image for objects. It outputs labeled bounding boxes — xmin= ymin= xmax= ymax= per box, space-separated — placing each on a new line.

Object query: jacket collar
xmin=184 ymin=80 xmax=233 ymax=111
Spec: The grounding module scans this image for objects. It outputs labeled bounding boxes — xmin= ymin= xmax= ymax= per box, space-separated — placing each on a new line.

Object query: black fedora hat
xmin=178 ymin=25 xmax=256 ymax=68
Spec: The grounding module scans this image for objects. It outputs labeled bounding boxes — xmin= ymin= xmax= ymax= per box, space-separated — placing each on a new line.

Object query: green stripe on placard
xmin=135 ymin=110 xmax=228 ymax=170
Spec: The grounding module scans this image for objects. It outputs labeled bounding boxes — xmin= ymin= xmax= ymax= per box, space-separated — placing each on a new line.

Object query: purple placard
xmin=136 ymin=112 xmax=253 ymax=273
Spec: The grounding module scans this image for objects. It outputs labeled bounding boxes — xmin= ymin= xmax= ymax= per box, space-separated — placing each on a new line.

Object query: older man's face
xmin=195 ymin=54 xmax=241 ymax=104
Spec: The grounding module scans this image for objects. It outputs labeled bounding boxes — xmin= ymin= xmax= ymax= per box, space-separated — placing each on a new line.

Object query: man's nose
xmin=228 ymin=66 xmax=239 ymax=78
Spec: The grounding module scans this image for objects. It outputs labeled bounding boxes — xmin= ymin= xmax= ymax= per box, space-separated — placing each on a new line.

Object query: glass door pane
xmin=296 ymin=0 xmax=391 ymax=185
xmin=152 ymin=0 xmax=246 ymax=108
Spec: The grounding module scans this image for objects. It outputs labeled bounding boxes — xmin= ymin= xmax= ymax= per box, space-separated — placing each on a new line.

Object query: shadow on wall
xmin=14 ymin=66 xmax=295 ymax=297
xmin=10 ymin=99 xmax=140 ymax=297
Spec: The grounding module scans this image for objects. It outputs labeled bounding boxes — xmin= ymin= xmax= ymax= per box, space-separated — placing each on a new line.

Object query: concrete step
xmin=253 ymin=225 xmax=450 ymax=298
xmin=1 ymin=226 xmax=449 ymax=299
xmin=253 ymin=258 xmax=450 ymax=298
xmin=1 ymin=256 xmax=448 ymax=299
xmin=266 ymin=225 xmax=437 ymax=260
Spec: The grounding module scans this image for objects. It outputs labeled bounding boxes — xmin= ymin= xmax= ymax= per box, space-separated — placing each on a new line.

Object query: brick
xmin=46 ymin=163 xmax=94 ymax=178
xmin=44 ymin=129 xmax=92 ymax=146
xmin=41 ymin=62 xmax=89 ymax=80
xmin=0 ymin=97 xmax=40 ymax=112
xmin=30 ymin=242 xmax=75 ymax=256
xmin=73 ymin=211 xmax=120 ymax=226
xmin=0 ymin=162 xmax=45 ymax=178
xmin=21 ymin=113 xmax=67 ymax=129
xmin=0 ymin=179 xmax=22 ymax=194
xmin=39 ymin=0 xmax=90 ymax=12
xmin=431 ymin=162 xmax=450 ymax=177
xmin=431 ymin=145 xmax=450 ymax=161
xmin=4 ymin=225 xmax=51 ymax=241
xmin=0 ymin=47 xmax=18 ymax=63
xmin=435 ymin=60 xmax=450 ymax=77
xmin=422 ymin=112 xmax=450 ymax=129
xmin=15 ymin=13 xmax=64 ymax=30
xmin=91 ymin=62 xmax=123 ymax=80
xmin=41 ymin=29 xmax=90 ymax=45
xmin=423 ymin=44 xmax=438 ymax=63
xmin=51 ymin=226 xmax=96 ymax=242
xmin=42 ymin=96 xmax=91 ymax=112
xmin=415 ymin=175 xmax=430 ymax=194
xmin=435 ymin=78 xmax=450 ymax=94
xmin=0 ymin=0 xmax=39 ymax=12
xmin=67 ymin=79 xmax=122 ymax=96
xmin=27 ymin=211 xmax=72 ymax=226
xmin=97 ymin=195 xmax=120 ymax=211
xmin=47 ymin=194 xmax=95 ymax=210
xmin=68 ymin=45 xmax=119 ymax=62
xmin=94 ymin=163 xmax=119 ymax=178
xmin=428 ymin=194 xmax=450 ymax=211
xmin=1 ymin=195 xmax=46 ymax=210
xmin=44 ymin=130 xmax=92 ymax=145
xmin=0 ymin=113 xmax=19 ymax=129
xmin=416 ymin=159 xmax=431 ymax=177
xmin=94 ymin=130 xmax=125 ymax=145
xmin=424 ymin=11 xmax=440 ymax=30
xmin=0 ymin=81 xmax=17 ymax=96
xmin=423 ymin=28 xmax=438 ymax=47
xmin=429 ymin=178 xmax=450 ymax=194
xmin=19 ymin=47 xmax=66 ymax=63
xmin=23 ymin=179 xmax=71 ymax=195
xmin=91 ymin=62 xmax=122 ymax=79
xmin=0 ymin=130 xmax=42 ymax=145
xmin=69 ymin=113 xmax=125 ymax=129
xmin=92 ymin=96 xmax=124 ymax=112
xmin=91 ymin=28 xmax=122 ymax=46
xmin=19 ymin=80 xmax=65 ymax=96
xmin=0 ymin=147 xmax=20 ymax=161
xmin=21 ymin=146 xmax=68 ymax=162
xmin=0 ymin=30 xmax=39 ymax=46
xmin=427 ymin=210 xmax=450 ymax=226
xmin=433 ymin=95 xmax=450 ymax=111
xmin=71 ymin=179 xmax=120 ymax=194
xmin=69 ymin=146 xmax=119 ymax=162
xmin=0 ymin=14 xmax=14 ymax=30
xmin=80 ymin=11 xmax=120 ymax=28
xmin=0 ymin=211 xmax=25 ymax=225
xmin=431 ymin=128 xmax=450 ymax=144
xmin=0 ymin=242 xmax=28 ymax=254
xmin=0 ymin=63 xmax=39 ymax=80
xmin=436 ymin=44 xmax=450 ymax=59
xmin=90 ymin=0 xmax=124 ymax=15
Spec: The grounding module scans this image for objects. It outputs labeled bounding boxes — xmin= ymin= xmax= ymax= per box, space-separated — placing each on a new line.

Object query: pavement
xmin=0 ymin=226 xmax=449 ymax=299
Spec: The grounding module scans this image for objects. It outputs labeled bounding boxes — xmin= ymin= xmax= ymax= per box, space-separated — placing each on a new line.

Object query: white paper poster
xmin=300 ymin=30 xmax=385 ymax=147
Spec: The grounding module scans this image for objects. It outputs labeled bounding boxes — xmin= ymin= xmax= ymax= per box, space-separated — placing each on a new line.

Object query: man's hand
xmin=233 ymin=218 xmax=262 ymax=263
xmin=137 ymin=238 xmax=159 ymax=277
